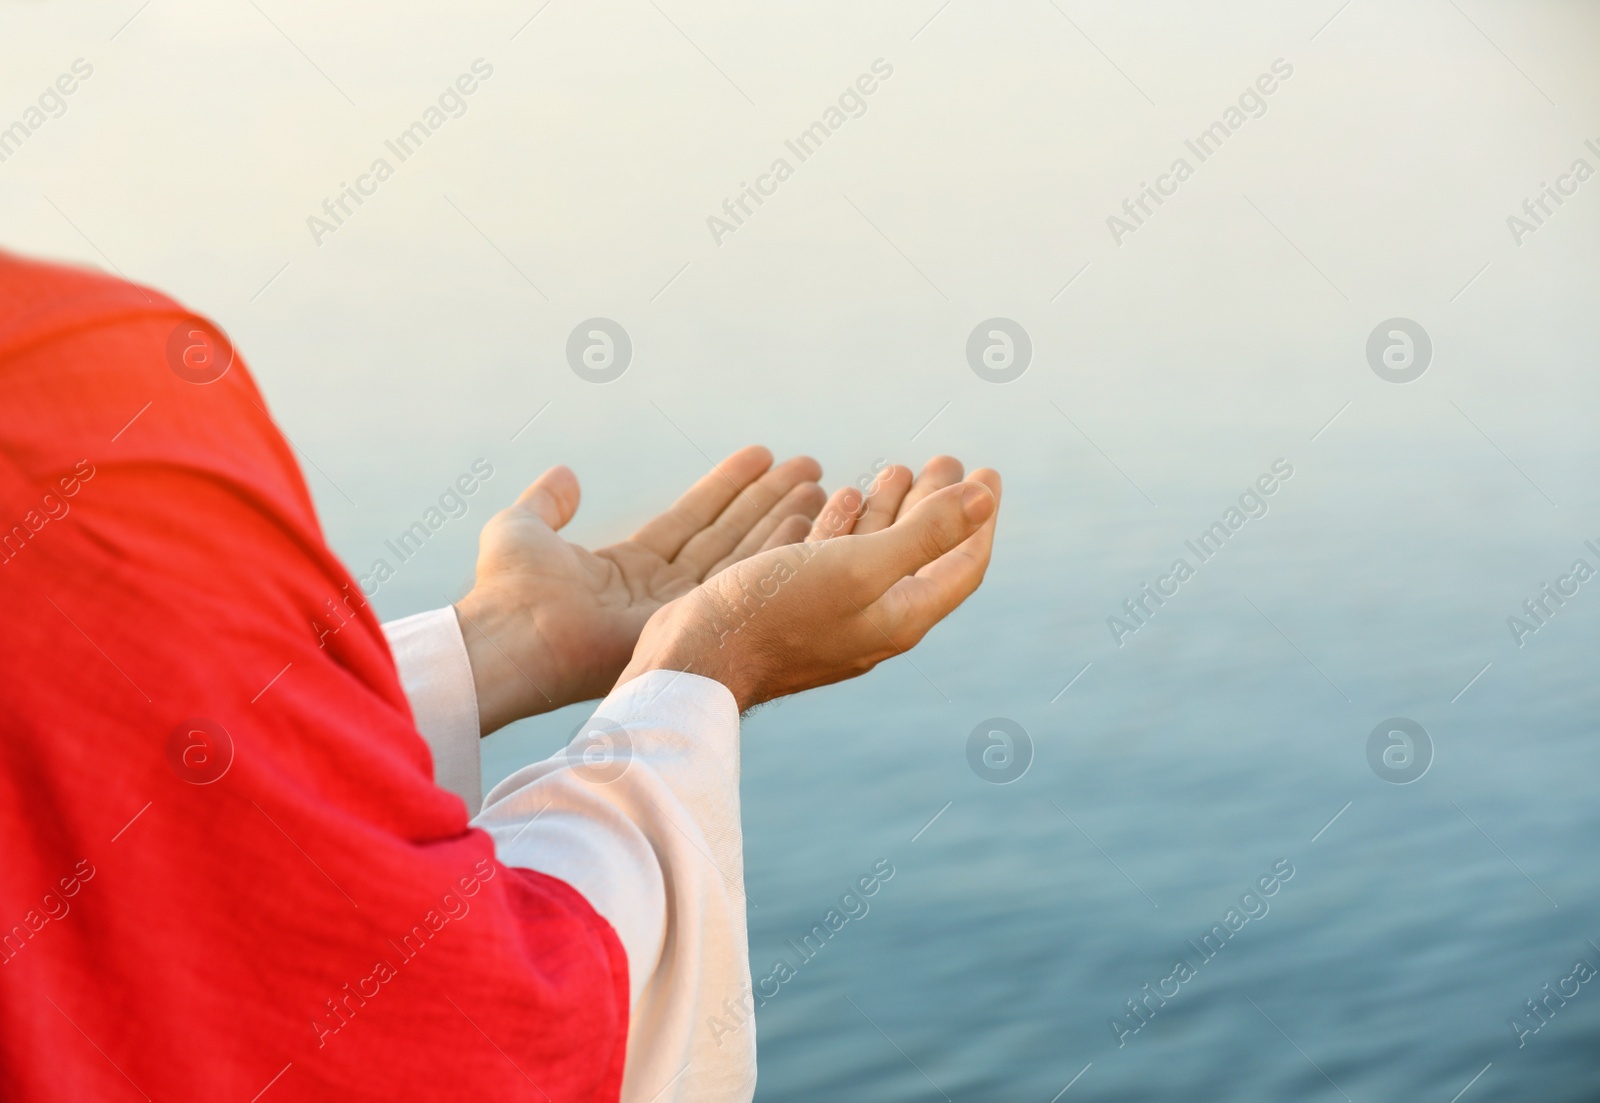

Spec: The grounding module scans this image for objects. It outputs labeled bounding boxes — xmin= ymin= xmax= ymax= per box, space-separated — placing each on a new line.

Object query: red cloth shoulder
xmin=0 ymin=252 xmax=628 ymax=1102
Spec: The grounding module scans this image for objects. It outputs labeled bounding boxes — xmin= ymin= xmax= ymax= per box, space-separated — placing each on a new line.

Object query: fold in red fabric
xmin=0 ymin=253 xmax=628 ymax=1101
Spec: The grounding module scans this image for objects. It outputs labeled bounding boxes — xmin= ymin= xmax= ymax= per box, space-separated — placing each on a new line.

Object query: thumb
xmin=858 ymin=480 xmax=995 ymax=596
xmin=512 ymin=465 xmax=581 ymax=530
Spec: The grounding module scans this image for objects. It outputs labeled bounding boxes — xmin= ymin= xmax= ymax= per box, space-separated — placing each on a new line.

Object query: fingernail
xmin=960 ymin=482 xmax=994 ymax=522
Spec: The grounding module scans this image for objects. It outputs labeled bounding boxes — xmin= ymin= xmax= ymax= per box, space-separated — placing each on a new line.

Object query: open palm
xmin=454 ymin=446 xmax=824 ymax=733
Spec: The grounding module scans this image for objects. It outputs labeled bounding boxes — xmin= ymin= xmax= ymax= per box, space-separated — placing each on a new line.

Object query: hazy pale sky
xmin=3 ymin=0 xmax=1597 ymax=618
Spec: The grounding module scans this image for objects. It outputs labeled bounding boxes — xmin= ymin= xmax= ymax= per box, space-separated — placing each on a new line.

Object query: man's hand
xmin=618 ymin=462 xmax=1001 ymax=711
xmin=455 ymin=446 xmax=824 ymax=734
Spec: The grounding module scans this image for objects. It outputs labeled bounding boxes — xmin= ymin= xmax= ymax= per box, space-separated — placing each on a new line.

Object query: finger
xmin=705 ymin=481 xmax=826 ymax=577
xmin=851 ymin=477 xmax=997 ymax=601
xmin=758 ymin=513 xmax=814 ymax=553
xmin=511 ymin=465 xmax=581 ymax=530
xmin=877 ymin=469 xmax=1003 ymax=641
xmin=672 ymin=455 xmax=824 ymax=577
xmin=849 ymin=465 xmax=913 ymax=535
xmin=630 ymin=445 xmax=774 ymax=560
xmin=911 ymin=468 xmax=1002 ymax=585
xmin=895 ymin=455 xmax=964 ymax=521
xmin=807 ymin=485 xmax=864 ymax=541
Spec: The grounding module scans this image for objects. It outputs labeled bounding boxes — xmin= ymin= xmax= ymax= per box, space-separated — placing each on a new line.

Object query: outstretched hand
xmin=620 ymin=458 xmax=1001 ymax=711
xmin=455 ymin=446 xmax=824 ymax=733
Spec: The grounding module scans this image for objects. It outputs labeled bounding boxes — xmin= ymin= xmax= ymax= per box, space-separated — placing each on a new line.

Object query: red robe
xmin=0 ymin=252 xmax=628 ymax=1101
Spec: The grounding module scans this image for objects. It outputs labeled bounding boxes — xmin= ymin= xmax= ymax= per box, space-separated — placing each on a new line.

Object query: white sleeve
xmin=381 ymin=609 xmax=756 ymax=1103
xmin=381 ymin=606 xmax=483 ymax=810
xmin=474 ymin=669 xmax=756 ymax=1103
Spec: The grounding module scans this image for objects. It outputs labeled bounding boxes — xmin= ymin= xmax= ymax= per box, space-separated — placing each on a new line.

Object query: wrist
xmin=618 ymin=601 xmax=756 ymax=712
xmin=453 ymin=590 xmax=546 ymax=735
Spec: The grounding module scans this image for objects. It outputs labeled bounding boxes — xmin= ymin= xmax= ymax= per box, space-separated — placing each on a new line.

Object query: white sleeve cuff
xmin=382 ymin=606 xmax=483 ymax=811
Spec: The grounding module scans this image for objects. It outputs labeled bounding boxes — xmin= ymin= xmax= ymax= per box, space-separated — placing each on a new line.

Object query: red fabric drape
xmin=0 ymin=253 xmax=628 ymax=1101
